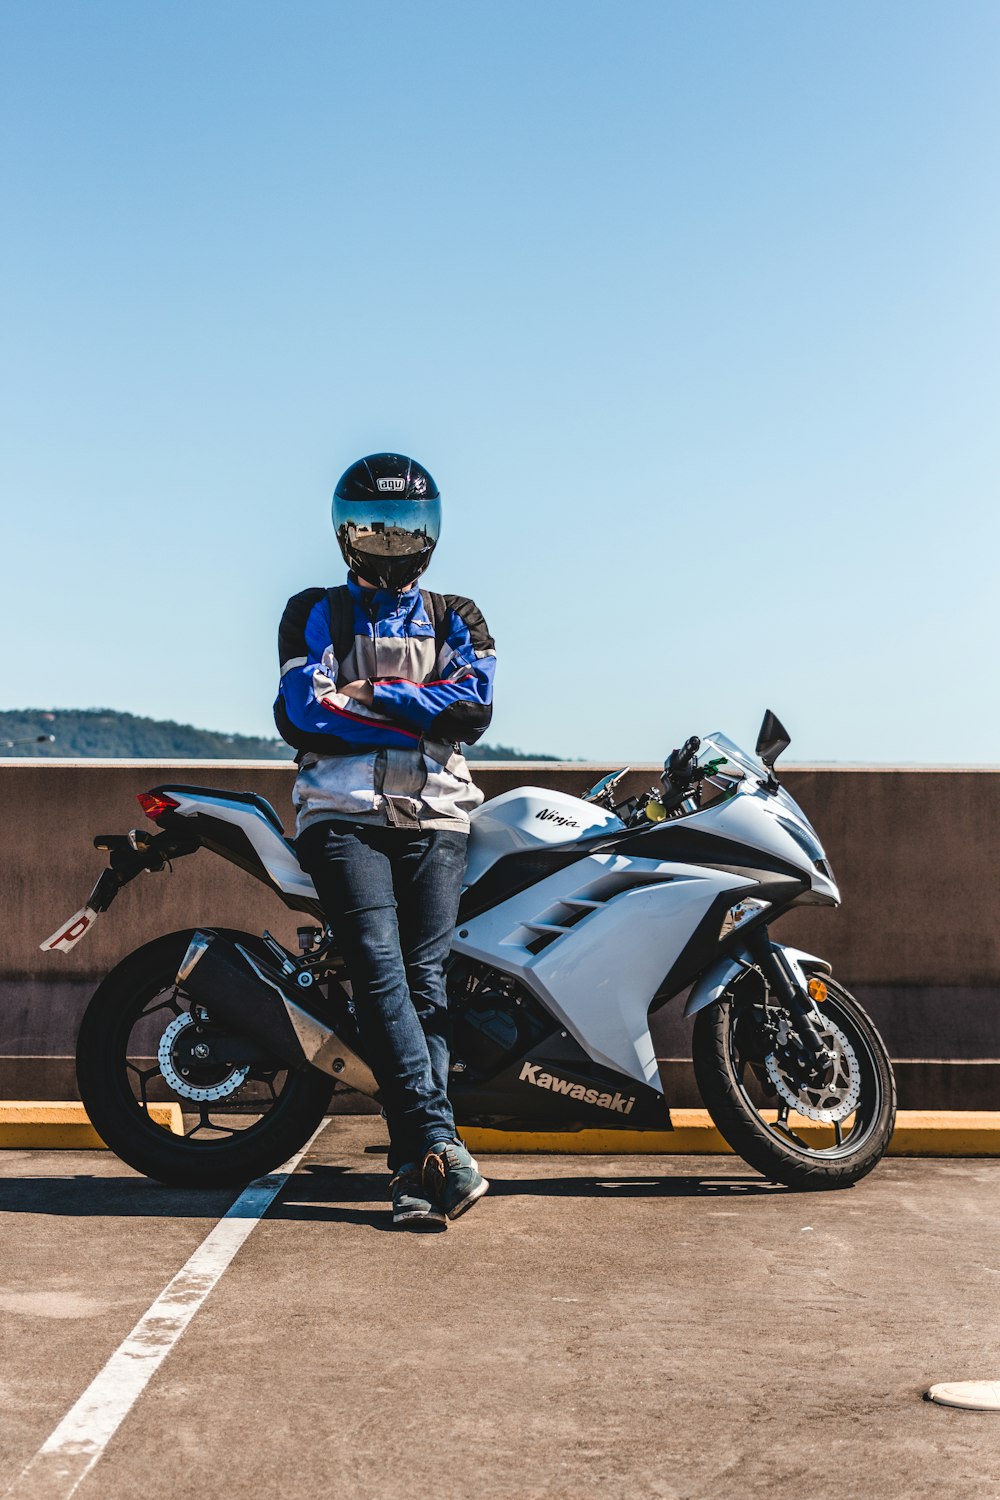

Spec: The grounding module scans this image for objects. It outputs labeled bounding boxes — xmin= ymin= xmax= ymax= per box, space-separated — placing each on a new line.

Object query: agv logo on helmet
xmin=376 ymin=477 xmax=406 ymax=493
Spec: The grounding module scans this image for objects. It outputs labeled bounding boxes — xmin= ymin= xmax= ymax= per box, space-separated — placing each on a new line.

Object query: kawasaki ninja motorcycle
xmin=44 ymin=711 xmax=895 ymax=1191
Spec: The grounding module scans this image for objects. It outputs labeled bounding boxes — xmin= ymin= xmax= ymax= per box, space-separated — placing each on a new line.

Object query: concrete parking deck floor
xmin=2 ymin=1121 xmax=1000 ymax=1500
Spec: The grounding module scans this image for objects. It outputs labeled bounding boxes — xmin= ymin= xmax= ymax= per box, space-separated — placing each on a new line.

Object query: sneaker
xmin=389 ymin=1164 xmax=447 ymax=1231
xmin=422 ymin=1140 xmax=489 ymax=1220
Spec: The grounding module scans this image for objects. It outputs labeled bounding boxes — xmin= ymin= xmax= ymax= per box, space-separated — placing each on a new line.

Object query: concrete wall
xmin=2 ymin=760 xmax=999 ymax=1108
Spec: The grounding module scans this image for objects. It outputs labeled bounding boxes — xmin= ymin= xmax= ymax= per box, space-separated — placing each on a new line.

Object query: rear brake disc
xmin=157 ymin=1012 xmax=250 ymax=1103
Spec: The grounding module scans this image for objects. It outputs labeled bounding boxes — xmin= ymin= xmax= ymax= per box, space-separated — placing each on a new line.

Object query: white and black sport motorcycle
xmin=44 ymin=712 xmax=895 ymax=1191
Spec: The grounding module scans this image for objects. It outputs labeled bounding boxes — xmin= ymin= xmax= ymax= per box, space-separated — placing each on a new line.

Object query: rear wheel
xmin=77 ymin=929 xmax=335 ymax=1187
xmin=692 ymin=973 xmax=895 ymax=1189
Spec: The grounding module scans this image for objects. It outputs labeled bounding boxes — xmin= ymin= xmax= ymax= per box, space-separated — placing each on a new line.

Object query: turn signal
xmin=136 ymin=791 xmax=180 ymax=823
xmin=807 ymin=977 xmax=828 ymax=1004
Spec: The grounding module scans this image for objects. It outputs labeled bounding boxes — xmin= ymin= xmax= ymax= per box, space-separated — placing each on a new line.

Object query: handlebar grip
xmin=664 ymin=736 xmax=701 ymax=786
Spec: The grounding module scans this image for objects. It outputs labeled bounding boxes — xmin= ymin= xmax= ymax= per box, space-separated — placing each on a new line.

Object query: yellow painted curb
xmin=4 ymin=1105 xmax=1000 ymax=1156
xmin=464 ymin=1110 xmax=1000 ymax=1157
xmin=887 ymin=1111 xmax=1000 ymax=1157
xmin=0 ymin=1101 xmax=184 ymax=1149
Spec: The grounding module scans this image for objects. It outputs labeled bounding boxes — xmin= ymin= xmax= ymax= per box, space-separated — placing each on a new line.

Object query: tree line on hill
xmin=0 ymin=709 xmax=558 ymax=762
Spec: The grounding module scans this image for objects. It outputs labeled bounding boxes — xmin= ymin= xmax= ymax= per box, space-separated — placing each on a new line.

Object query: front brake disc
xmin=764 ymin=1014 xmax=862 ymax=1123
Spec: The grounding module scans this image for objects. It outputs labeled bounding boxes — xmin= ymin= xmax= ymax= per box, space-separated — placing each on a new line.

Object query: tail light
xmin=137 ymin=791 xmax=180 ymax=823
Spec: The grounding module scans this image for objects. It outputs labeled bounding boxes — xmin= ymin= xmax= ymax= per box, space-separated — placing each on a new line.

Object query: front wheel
xmin=692 ymin=974 xmax=895 ymax=1189
xmin=77 ymin=929 xmax=336 ymax=1188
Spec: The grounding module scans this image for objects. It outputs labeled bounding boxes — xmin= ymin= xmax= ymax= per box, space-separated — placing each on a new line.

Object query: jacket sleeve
xmin=371 ymin=595 xmax=496 ymax=745
xmin=273 ymin=589 xmax=423 ymax=753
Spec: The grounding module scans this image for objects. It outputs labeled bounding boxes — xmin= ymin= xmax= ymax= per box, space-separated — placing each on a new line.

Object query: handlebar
xmin=643 ymin=735 xmax=703 ymax=817
xmin=662 ymin=736 xmax=701 ymax=790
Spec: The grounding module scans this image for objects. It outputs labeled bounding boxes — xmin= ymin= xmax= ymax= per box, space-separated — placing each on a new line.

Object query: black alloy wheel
xmin=76 ymin=929 xmax=334 ymax=1187
xmin=692 ymin=974 xmax=896 ymax=1189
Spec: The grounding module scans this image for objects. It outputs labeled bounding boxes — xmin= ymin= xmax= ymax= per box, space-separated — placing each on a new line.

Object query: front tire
xmin=77 ymin=929 xmax=335 ymax=1188
xmin=692 ymin=975 xmax=895 ymax=1189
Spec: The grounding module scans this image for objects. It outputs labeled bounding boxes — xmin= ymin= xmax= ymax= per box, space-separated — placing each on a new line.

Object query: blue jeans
xmin=295 ymin=821 xmax=467 ymax=1172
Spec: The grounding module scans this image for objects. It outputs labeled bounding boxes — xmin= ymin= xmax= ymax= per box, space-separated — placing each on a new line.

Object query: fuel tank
xmin=464 ymin=787 xmax=624 ymax=888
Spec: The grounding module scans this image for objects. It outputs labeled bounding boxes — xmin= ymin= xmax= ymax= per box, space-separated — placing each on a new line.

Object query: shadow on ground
xmin=269 ymin=1161 xmax=792 ymax=1229
xmin=0 ymin=1176 xmax=238 ymax=1219
xmin=0 ymin=1159 xmax=792 ymax=1225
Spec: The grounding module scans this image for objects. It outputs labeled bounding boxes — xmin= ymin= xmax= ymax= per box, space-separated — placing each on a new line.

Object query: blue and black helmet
xmin=332 ymin=452 xmax=441 ymax=592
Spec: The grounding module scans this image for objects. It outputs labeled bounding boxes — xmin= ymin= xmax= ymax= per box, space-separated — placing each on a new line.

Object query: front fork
xmin=745 ymin=928 xmax=832 ymax=1066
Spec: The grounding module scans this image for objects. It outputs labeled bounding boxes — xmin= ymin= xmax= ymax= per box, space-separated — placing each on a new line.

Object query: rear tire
xmin=77 ymin=929 xmax=335 ymax=1188
xmin=692 ymin=977 xmax=895 ymax=1190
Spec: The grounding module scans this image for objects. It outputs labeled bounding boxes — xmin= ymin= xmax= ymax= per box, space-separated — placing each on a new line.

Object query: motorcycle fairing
xmin=452 ymin=852 xmax=749 ymax=1090
xmin=152 ymin=786 xmax=321 ymax=908
xmin=614 ymin=788 xmax=840 ymax=907
xmin=463 ymin=785 xmax=624 ymax=888
xmin=458 ymin=843 xmax=599 ymax=923
xmin=450 ymin=1026 xmax=668 ymax=1131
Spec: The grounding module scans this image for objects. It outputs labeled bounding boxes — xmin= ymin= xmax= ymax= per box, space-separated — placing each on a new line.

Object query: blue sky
xmin=2 ymin=1 xmax=998 ymax=763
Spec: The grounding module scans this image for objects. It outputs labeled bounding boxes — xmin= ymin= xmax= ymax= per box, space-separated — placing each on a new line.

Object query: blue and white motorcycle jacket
xmin=274 ymin=574 xmax=496 ymax=834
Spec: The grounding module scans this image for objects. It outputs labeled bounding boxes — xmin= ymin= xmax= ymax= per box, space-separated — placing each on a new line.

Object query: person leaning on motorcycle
xmin=273 ymin=453 xmax=496 ymax=1230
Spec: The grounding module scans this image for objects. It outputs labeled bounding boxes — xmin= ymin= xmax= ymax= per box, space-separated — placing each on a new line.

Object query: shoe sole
xmin=446 ymin=1177 xmax=490 ymax=1221
xmin=393 ymin=1210 xmax=448 ymax=1231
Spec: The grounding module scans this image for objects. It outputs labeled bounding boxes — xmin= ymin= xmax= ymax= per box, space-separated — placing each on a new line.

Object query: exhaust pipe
xmin=175 ymin=930 xmax=378 ymax=1096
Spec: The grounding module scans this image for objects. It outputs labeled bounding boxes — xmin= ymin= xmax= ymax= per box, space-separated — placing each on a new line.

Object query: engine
xmin=447 ymin=960 xmax=551 ymax=1080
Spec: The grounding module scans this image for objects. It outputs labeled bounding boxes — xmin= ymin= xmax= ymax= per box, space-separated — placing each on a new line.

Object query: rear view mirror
xmin=583 ymin=768 xmax=629 ymax=808
xmin=756 ymin=710 xmax=791 ymax=770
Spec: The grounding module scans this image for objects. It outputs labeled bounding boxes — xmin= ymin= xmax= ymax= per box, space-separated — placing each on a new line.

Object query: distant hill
xmin=0 ymin=709 xmax=560 ymax=762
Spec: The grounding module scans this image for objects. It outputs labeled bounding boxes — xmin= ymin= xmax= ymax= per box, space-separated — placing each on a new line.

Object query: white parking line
xmin=2 ymin=1122 xmax=328 ymax=1500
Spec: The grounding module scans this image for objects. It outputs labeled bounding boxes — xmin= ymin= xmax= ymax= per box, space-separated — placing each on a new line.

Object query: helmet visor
xmin=332 ymin=494 xmax=441 ymax=587
xmin=332 ymin=496 xmax=440 ymax=558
